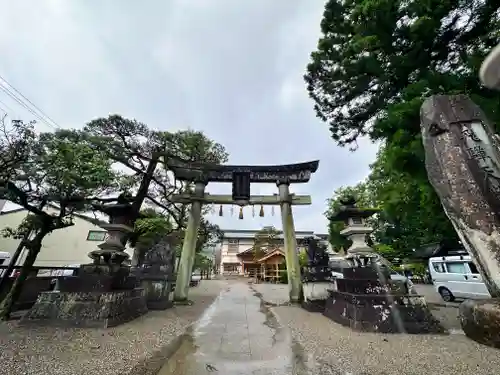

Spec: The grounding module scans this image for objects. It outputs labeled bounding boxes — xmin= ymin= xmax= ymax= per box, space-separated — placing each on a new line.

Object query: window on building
xmin=87 ymin=230 xmax=107 ymax=241
xmin=446 ymin=261 xmax=466 ymax=274
xmin=223 ymin=263 xmax=239 ymax=272
xmin=228 ymin=239 xmax=239 ymax=253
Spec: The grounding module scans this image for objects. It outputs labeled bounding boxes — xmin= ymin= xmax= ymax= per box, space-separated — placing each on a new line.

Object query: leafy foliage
xmin=0 ymin=117 xmax=37 ymax=182
xmin=128 ymin=208 xmax=176 ymax=266
xmin=309 ymin=0 xmax=499 ymax=259
xmin=252 ymin=226 xmax=281 ymax=260
xmin=193 ymin=253 xmax=212 ymax=273
xmin=325 ymin=184 xmax=374 ymax=251
xmin=1 ymin=129 xmax=117 ymax=234
xmin=298 ymin=248 xmax=308 ymax=267
xmin=0 ymin=128 xmax=118 ymax=319
xmin=196 ymin=219 xmax=223 ymax=253
xmin=80 ymin=115 xmax=227 ymax=243
xmin=306 ymin=0 xmax=500 ymax=147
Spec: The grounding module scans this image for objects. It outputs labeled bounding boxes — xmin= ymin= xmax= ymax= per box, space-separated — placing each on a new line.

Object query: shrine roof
xmin=256 ymin=249 xmax=285 ymax=263
xmin=329 ymin=207 xmax=379 ymax=221
xmin=165 ymin=159 xmax=319 ymax=183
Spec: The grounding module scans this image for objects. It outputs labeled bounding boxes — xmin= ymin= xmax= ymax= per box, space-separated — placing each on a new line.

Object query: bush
xmin=279 ymin=269 xmax=288 ymax=284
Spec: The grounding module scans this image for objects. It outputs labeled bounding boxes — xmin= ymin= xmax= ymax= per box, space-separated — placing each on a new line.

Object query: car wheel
xmin=438 ymin=287 xmax=455 ymax=302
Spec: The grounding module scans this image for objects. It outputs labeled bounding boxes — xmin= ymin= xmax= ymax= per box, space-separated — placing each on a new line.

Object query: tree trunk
xmin=0 ymin=240 xmax=42 ymax=320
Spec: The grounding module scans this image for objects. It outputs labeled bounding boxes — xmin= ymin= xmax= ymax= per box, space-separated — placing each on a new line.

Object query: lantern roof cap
xmin=329 ymin=196 xmax=379 ymax=221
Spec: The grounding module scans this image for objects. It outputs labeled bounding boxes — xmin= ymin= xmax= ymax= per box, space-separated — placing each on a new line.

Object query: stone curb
xmin=125 ymin=332 xmax=188 ymax=375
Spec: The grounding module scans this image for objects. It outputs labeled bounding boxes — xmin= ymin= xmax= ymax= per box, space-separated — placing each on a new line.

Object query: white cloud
xmin=0 ymin=0 xmax=378 ymax=234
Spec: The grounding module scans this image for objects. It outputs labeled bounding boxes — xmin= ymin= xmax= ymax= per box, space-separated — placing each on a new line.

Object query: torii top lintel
xmin=165 ymin=159 xmax=319 ymax=183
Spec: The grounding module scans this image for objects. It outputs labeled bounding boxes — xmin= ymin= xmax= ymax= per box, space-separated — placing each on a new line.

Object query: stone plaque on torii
xmin=166 ymin=158 xmax=319 ymax=303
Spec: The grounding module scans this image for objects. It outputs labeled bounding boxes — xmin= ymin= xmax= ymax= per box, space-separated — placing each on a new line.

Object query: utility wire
xmin=0 ymin=75 xmax=60 ymax=129
xmin=0 ymin=84 xmax=54 ymax=129
xmin=0 ymin=98 xmax=15 ymax=115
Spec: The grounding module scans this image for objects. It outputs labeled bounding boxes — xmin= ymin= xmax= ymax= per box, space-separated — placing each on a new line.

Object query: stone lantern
xmin=330 ymin=196 xmax=379 ymax=267
xmin=323 ymin=196 xmax=444 ymax=334
xmin=21 ymin=193 xmax=148 ymax=328
xmin=86 ymin=194 xmax=136 ymax=271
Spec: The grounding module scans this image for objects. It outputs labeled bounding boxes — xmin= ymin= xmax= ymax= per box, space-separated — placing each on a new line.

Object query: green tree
xmin=298 ymin=248 xmax=308 ymax=267
xmin=252 ymin=226 xmax=281 ymax=260
xmin=307 ymin=0 xmax=499 ymax=255
xmin=0 ymin=117 xmax=37 ymax=182
xmin=0 ymin=130 xmax=117 ymax=319
xmin=82 ymin=115 xmax=228 ymax=236
xmin=367 ymin=145 xmax=457 ymax=256
xmin=325 ymin=183 xmax=374 ymax=251
xmin=193 ymin=253 xmax=212 ymax=278
xmin=305 ymin=0 xmax=500 ymax=147
xmin=127 ymin=208 xmax=177 ymax=266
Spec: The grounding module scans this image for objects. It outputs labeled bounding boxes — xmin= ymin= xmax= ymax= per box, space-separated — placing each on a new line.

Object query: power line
xmin=0 ymin=84 xmax=55 ymax=129
xmin=0 ymin=98 xmax=15 ymax=114
xmin=0 ymin=83 xmax=57 ymax=129
xmin=0 ymin=75 xmax=60 ymax=129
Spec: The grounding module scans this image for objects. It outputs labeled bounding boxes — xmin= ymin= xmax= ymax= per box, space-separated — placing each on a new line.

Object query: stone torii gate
xmin=167 ymin=159 xmax=319 ymax=304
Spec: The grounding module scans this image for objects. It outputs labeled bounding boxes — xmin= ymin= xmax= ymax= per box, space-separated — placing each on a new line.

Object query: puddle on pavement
xmin=156 ymin=283 xmax=312 ymax=375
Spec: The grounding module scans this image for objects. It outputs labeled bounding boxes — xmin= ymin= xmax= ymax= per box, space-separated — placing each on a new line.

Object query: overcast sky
xmin=0 ymin=0 xmax=378 ymax=233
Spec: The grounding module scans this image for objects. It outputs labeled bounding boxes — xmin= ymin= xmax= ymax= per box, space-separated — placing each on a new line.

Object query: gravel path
xmin=0 ymin=280 xmax=227 ymax=375
xmin=253 ymin=283 xmax=500 ymax=375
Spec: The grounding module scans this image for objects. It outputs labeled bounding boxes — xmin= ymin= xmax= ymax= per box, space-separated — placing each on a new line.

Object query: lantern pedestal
xmin=323 ymin=266 xmax=444 ymax=333
xmin=325 ymin=197 xmax=444 ymax=333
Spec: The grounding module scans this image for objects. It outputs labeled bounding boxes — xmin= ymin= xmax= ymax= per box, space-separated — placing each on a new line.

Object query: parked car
xmin=37 ymin=264 xmax=80 ymax=277
xmin=190 ymin=273 xmax=201 ymax=286
xmin=428 ymin=255 xmax=490 ymax=302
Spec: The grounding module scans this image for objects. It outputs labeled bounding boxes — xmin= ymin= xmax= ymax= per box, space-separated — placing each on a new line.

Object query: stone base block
xmin=323 ymin=291 xmax=445 ymax=334
xmin=20 ymin=288 xmax=147 ymax=328
xmin=459 ymin=298 xmax=500 ymax=348
xmin=301 ymin=299 xmax=326 ymax=313
xmin=302 ymin=282 xmax=332 ymax=313
xmin=140 ymin=278 xmax=173 ymax=310
xmin=303 ymin=282 xmax=333 ymax=302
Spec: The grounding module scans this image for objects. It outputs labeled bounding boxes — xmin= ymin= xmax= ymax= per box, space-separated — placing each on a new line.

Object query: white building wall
xmin=0 ymin=207 xmax=133 ymax=267
xmin=219 ymin=237 xmax=254 ymax=274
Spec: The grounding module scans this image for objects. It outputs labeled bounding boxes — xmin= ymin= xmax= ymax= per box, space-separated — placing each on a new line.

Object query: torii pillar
xmin=173 ymin=180 xmax=206 ymax=302
xmin=278 ymin=180 xmax=302 ymax=303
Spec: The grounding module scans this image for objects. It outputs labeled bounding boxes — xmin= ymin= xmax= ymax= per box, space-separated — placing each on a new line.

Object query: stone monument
xmin=420 ymin=94 xmax=500 ymax=347
xmin=133 ymin=234 xmax=177 ymax=310
xmin=323 ymin=197 xmax=443 ymax=333
xmin=21 ymin=194 xmax=148 ymax=328
xmin=301 ymin=236 xmax=333 ymax=312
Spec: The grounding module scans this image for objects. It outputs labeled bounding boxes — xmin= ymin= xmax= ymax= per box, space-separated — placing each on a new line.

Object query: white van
xmin=428 ymin=255 xmax=490 ymax=301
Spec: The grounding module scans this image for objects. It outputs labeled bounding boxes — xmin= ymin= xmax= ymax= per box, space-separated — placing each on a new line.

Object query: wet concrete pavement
xmin=157 ymin=282 xmax=308 ymax=375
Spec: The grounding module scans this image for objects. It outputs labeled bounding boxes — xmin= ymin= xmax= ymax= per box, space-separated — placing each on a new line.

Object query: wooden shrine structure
xmin=166 ymin=159 xmax=319 ymax=303
xmin=237 ymin=247 xmax=286 ymax=283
